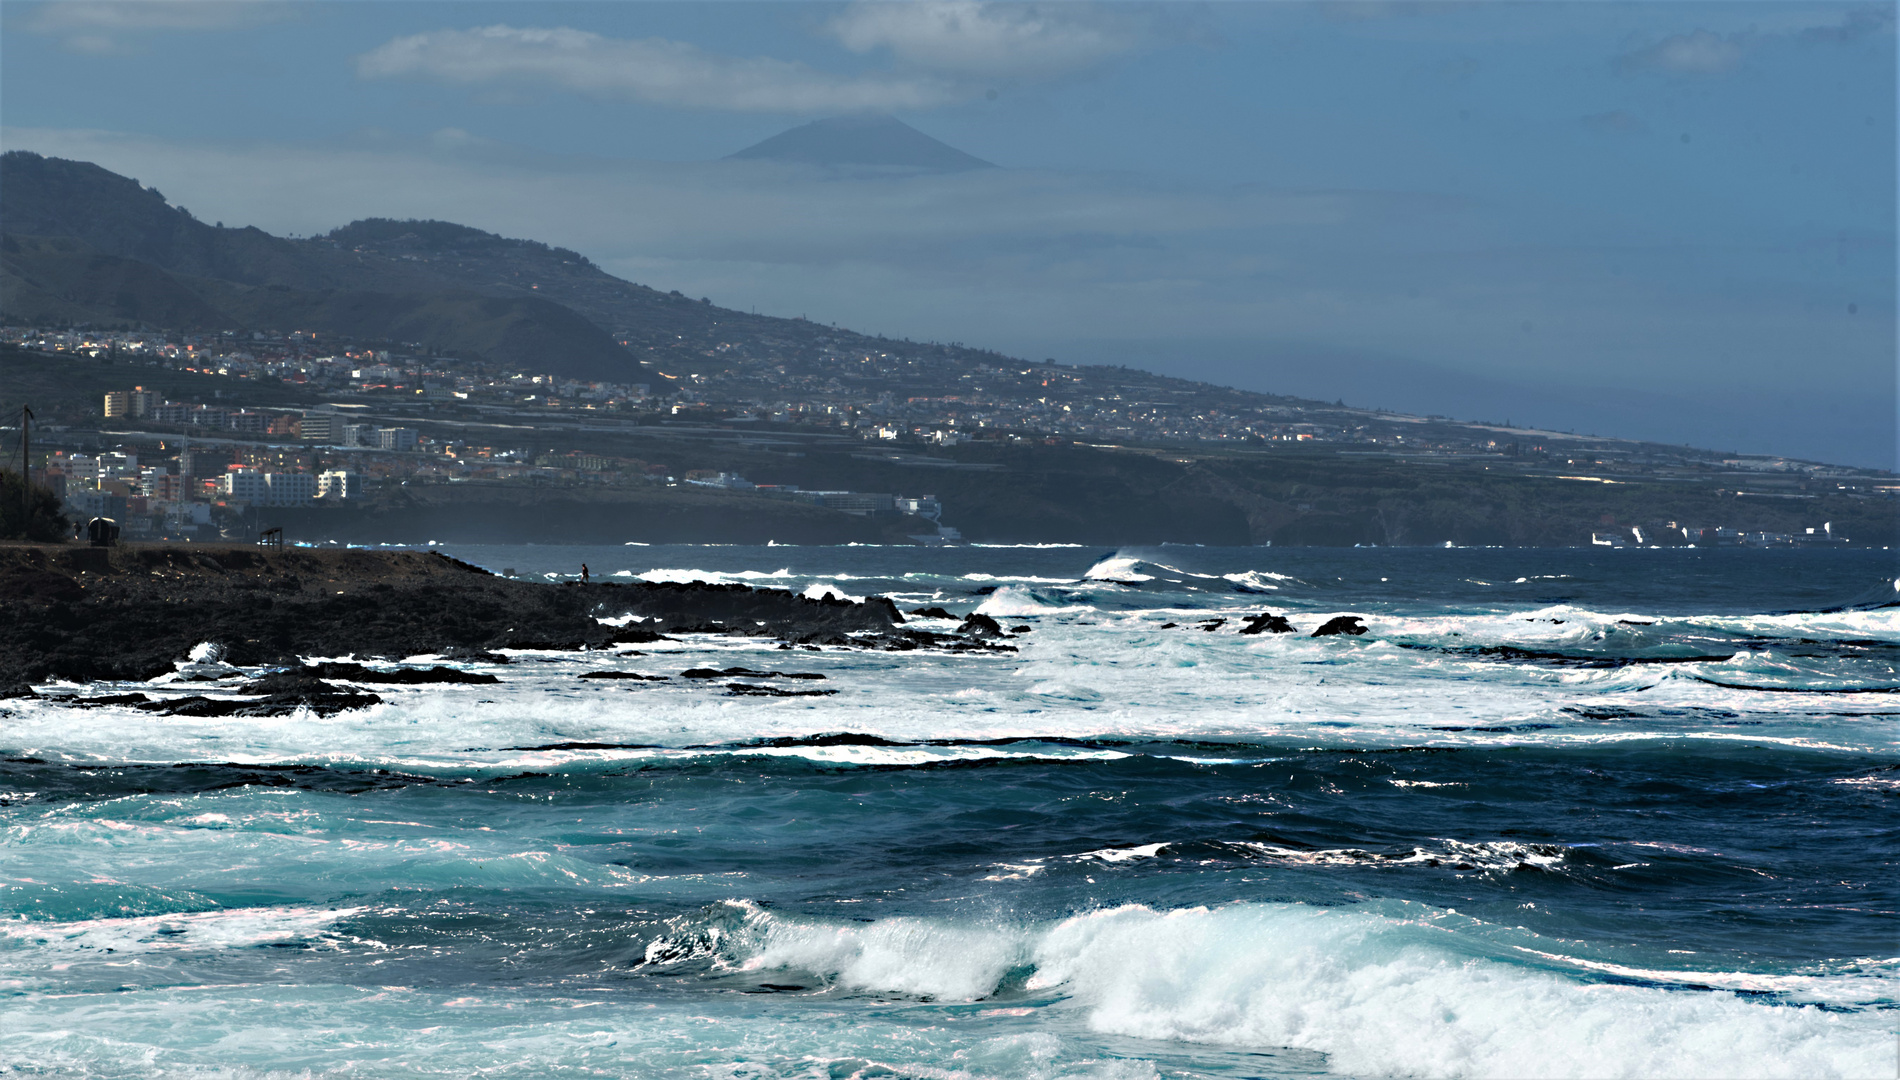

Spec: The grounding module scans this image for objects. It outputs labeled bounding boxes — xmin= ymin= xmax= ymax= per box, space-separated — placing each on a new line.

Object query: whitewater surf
xmin=2 ymin=544 xmax=1893 ymax=1078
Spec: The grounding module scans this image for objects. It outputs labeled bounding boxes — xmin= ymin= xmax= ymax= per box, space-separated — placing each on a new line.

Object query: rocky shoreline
xmin=0 ymin=543 xmax=1009 ymax=702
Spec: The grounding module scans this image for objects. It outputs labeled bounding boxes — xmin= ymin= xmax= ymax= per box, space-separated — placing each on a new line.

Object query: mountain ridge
xmin=4 ymin=150 xmax=1883 ymax=479
xmin=1 ymin=150 xmax=1324 ymax=413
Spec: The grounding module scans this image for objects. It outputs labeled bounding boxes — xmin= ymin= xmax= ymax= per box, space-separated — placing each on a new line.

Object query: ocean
xmin=3 ymin=544 xmax=1895 ymax=1078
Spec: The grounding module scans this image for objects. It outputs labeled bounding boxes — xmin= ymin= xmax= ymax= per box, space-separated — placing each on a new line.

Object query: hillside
xmin=1 ymin=234 xmax=227 ymax=328
xmin=0 ymin=151 xmax=1320 ymax=413
xmin=3 ymin=150 xmax=1894 ymax=547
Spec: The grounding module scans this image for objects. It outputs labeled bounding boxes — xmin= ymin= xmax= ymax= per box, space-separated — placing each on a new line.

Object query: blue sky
xmin=3 ymin=1 xmax=1893 ymax=466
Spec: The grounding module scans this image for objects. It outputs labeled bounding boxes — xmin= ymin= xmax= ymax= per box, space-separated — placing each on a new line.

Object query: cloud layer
xmin=354 ymin=3 xmax=1152 ymax=113
xmin=356 ymin=24 xmax=961 ymax=113
xmin=21 ymin=1 xmax=291 ymax=53
xmin=1618 ymin=6 xmax=1893 ymax=74
xmin=1619 ymin=28 xmax=1747 ymax=73
xmin=826 ymin=1 xmax=1141 ymax=77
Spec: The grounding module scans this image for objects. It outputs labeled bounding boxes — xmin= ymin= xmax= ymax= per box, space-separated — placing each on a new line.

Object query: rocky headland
xmin=0 ymin=543 xmax=1002 ymax=702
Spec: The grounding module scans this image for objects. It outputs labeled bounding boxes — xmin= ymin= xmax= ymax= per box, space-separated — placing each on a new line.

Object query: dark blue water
xmin=3 ymin=546 xmax=1895 ymax=1077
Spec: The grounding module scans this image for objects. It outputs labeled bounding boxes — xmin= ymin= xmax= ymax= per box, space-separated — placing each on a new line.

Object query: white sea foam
xmin=1028 ymin=904 xmax=1894 ymax=1079
xmin=1228 ymin=839 xmax=1566 ymax=872
xmin=717 ymin=902 xmax=1896 ymax=1079
xmin=729 ymin=901 xmax=1028 ymax=1001
xmin=1070 ymin=843 xmax=1168 ymax=863
xmin=975 ymin=586 xmax=1093 ymax=617
xmin=0 ymin=905 xmax=364 ymax=955
xmin=636 ymin=567 xmax=799 ymax=585
xmin=1689 ymin=608 xmax=1900 ymax=642
xmin=11 ymin=582 xmax=1897 ymax=765
xmin=1083 ymin=557 xmax=1153 ymax=583
xmin=1222 ymin=571 xmax=1286 ymax=591
xmin=802 ymin=582 xmax=866 ymax=603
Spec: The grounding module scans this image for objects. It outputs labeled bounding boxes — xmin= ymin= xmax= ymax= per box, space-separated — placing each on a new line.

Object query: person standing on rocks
xmin=580 ymin=563 xmax=590 ymax=583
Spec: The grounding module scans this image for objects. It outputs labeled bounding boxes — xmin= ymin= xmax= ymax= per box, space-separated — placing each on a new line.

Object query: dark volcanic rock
xmin=578 ymin=671 xmax=670 ymax=681
xmin=39 ymin=692 xmax=153 ymax=707
xmin=136 ymin=673 xmax=383 ymax=716
xmin=957 ymin=612 xmax=1005 ymax=638
xmin=304 ymin=661 xmax=499 ymax=684
xmin=1239 ymin=612 xmax=1297 ymax=635
xmin=908 ymin=607 xmax=955 ymax=619
xmin=680 ymin=667 xmax=825 ymax=680
xmin=0 ymin=544 xmax=900 ymax=688
xmin=608 ymin=626 xmax=670 ymax=644
xmin=724 ymin=682 xmax=837 ymax=697
xmin=445 ymin=650 xmax=514 ymax=664
xmin=244 ymin=671 xmax=354 ymax=696
xmin=0 ymin=560 xmax=84 ymax=603
xmin=1311 ymin=615 xmax=1369 ymax=638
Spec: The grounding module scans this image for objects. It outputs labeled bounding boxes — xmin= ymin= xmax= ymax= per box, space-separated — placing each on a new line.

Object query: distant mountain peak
xmin=726 ymin=115 xmax=995 ymax=173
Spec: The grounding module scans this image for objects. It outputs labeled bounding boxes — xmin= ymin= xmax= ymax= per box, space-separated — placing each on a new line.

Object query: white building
xmin=221 ymin=469 xmax=270 ymax=502
xmin=317 ymin=471 xmax=360 ymax=500
xmin=264 ymin=472 xmax=316 ymax=506
xmin=140 ymin=467 xmax=186 ymax=503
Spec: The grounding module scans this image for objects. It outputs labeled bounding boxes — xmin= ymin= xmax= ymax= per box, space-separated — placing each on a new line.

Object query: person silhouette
xmin=580 ymin=563 xmax=590 ymax=583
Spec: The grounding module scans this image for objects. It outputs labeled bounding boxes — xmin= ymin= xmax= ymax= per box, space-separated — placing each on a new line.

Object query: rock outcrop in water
xmin=1240 ymin=612 xmax=1297 ymax=634
xmin=957 ymin=612 xmax=1006 ymax=638
xmin=132 ymin=672 xmax=385 ymax=717
xmin=1310 ymin=615 xmax=1369 ymax=638
xmin=0 ymin=544 xmax=926 ymax=693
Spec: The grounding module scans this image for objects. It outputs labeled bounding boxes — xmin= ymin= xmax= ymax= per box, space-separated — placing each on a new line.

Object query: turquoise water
xmin=3 ymin=546 xmax=1895 ymax=1077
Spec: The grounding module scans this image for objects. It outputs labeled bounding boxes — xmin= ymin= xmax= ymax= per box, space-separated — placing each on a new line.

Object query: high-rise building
xmin=106 ymin=388 xmax=161 ymax=418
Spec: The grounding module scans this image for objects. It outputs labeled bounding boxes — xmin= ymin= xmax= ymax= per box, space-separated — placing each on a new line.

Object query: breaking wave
xmin=649 ymin=900 xmax=1896 ymax=1079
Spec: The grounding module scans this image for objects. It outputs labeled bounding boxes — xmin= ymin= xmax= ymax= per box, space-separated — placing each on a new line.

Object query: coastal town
xmin=3 ymin=323 xmax=1892 ymax=546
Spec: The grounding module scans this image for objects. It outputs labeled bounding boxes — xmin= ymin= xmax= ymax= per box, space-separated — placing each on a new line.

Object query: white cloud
xmin=0 ymin=125 xmax=1347 ymax=264
xmin=1619 ymin=28 xmax=1746 ymax=74
xmin=22 ymin=1 xmax=291 ymax=52
xmin=1618 ymin=9 xmax=1893 ymax=76
xmin=355 ymin=24 xmax=963 ymax=113
xmin=826 ymin=1 xmax=1141 ymax=78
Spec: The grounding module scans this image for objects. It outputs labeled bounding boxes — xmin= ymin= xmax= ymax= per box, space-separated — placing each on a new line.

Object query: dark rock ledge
xmin=0 ymin=544 xmax=1010 ymax=699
